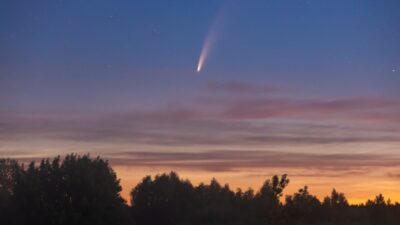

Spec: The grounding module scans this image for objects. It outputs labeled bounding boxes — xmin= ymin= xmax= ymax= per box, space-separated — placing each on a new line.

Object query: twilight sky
xmin=1 ymin=0 xmax=400 ymax=203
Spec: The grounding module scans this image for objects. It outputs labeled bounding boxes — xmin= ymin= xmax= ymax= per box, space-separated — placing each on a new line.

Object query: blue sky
xmin=1 ymin=0 xmax=399 ymax=112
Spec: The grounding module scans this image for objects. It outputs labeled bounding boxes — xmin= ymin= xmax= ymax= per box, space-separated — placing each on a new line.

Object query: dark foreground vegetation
xmin=0 ymin=155 xmax=399 ymax=225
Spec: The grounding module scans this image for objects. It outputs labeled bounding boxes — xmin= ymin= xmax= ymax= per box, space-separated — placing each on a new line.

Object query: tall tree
xmin=0 ymin=159 xmax=21 ymax=225
xmin=11 ymin=155 xmax=130 ymax=225
xmin=131 ymin=172 xmax=196 ymax=225
xmin=254 ymin=174 xmax=289 ymax=225
xmin=284 ymin=186 xmax=321 ymax=225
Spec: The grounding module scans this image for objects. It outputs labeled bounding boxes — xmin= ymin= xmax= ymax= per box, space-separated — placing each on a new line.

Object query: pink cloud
xmin=206 ymin=80 xmax=284 ymax=94
xmin=105 ymin=150 xmax=400 ymax=172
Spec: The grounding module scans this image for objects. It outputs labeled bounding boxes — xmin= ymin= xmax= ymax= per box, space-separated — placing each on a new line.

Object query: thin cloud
xmin=387 ymin=173 xmax=400 ymax=179
xmin=106 ymin=150 xmax=400 ymax=172
xmin=1 ymin=111 xmax=400 ymax=147
xmin=1 ymin=86 xmax=400 ymax=149
xmin=206 ymin=80 xmax=283 ymax=94
xmin=248 ymin=170 xmax=371 ymax=178
xmin=221 ymin=97 xmax=399 ymax=120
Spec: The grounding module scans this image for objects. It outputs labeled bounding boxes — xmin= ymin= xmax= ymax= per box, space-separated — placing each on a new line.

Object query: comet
xmin=196 ymin=6 xmax=227 ymax=73
xmin=197 ymin=27 xmax=216 ymax=72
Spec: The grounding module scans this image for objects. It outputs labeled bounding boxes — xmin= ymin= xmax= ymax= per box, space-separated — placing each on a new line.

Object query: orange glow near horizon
xmin=114 ymin=166 xmax=400 ymax=205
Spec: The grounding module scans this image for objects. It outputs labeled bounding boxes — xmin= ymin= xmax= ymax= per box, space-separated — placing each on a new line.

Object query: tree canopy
xmin=0 ymin=155 xmax=131 ymax=225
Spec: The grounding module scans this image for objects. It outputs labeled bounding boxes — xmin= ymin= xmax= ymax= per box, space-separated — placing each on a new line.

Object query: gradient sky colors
xmin=1 ymin=0 xmax=400 ymax=203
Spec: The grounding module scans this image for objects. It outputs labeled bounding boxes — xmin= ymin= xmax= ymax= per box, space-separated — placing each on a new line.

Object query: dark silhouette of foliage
xmin=0 ymin=159 xmax=21 ymax=224
xmin=131 ymin=172 xmax=196 ymax=225
xmin=1 ymin=155 xmax=400 ymax=225
xmin=253 ymin=174 xmax=289 ymax=225
xmin=0 ymin=155 xmax=131 ymax=225
xmin=284 ymin=186 xmax=321 ymax=225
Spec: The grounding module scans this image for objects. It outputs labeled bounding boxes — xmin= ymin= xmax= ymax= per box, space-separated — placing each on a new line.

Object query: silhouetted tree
xmin=131 ymin=172 xmax=196 ymax=225
xmin=9 ymin=154 xmax=130 ymax=225
xmin=284 ymin=186 xmax=321 ymax=225
xmin=323 ymin=189 xmax=348 ymax=208
xmin=366 ymin=194 xmax=391 ymax=225
xmin=254 ymin=174 xmax=289 ymax=225
xmin=320 ymin=189 xmax=351 ymax=225
xmin=193 ymin=178 xmax=238 ymax=225
xmin=0 ymin=159 xmax=21 ymax=225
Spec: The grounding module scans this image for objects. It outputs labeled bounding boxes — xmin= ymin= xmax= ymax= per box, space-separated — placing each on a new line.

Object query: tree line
xmin=0 ymin=155 xmax=399 ymax=225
